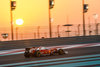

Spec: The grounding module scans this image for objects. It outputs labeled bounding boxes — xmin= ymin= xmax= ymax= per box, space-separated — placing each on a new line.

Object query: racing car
xmin=24 ymin=46 xmax=65 ymax=58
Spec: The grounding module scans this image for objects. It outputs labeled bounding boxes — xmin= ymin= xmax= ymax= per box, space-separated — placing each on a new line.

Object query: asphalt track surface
xmin=0 ymin=43 xmax=100 ymax=67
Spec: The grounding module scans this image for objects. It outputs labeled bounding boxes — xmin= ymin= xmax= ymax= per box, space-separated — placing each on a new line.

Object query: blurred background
xmin=0 ymin=0 xmax=100 ymax=41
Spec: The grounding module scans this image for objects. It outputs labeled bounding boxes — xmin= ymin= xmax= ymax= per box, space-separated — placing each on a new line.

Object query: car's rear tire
xmin=24 ymin=52 xmax=30 ymax=58
xmin=34 ymin=51 xmax=41 ymax=57
xmin=58 ymin=49 xmax=65 ymax=55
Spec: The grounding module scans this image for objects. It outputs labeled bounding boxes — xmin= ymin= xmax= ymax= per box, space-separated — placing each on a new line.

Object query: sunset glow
xmin=0 ymin=0 xmax=100 ymax=40
xmin=16 ymin=19 xmax=23 ymax=25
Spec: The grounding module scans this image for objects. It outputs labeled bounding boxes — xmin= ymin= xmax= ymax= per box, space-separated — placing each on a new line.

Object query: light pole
xmin=77 ymin=24 xmax=80 ymax=36
xmin=34 ymin=32 xmax=36 ymax=39
xmin=10 ymin=0 xmax=16 ymax=40
xmin=37 ymin=26 xmax=40 ymax=38
xmin=16 ymin=27 xmax=18 ymax=40
xmin=57 ymin=25 xmax=60 ymax=37
xmin=93 ymin=14 xmax=98 ymax=35
xmin=82 ymin=0 xmax=88 ymax=36
xmin=96 ymin=23 xmax=100 ymax=35
xmin=48 ymin=0 xmax=54 ymax=38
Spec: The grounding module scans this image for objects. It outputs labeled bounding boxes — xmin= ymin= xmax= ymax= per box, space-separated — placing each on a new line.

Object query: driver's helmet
xmin=36 ymin=47 xmax=40 ymax=50
xmin=40 ymin=47 xmax=46 ymax=50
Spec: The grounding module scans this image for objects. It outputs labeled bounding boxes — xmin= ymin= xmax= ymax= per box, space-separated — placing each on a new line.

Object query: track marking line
xmin=0 ymin=54 xmax=100 ymax=67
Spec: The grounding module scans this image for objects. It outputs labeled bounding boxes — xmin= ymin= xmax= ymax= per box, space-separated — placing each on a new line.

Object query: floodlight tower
xmin=10 ymin=0 xmax=16 ymax=40
xmin=49 ymin=0 xmax=55 ymax=38
xmin=82 ymin=0 xmax=88 ymax=36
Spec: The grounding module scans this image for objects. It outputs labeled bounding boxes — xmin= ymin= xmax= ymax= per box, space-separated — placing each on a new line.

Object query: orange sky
xmin=0 ymin=0 xmax=100 ymax=27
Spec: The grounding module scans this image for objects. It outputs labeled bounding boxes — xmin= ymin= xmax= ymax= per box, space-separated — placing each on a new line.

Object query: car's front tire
xmin=58 ymin=49 xmax=65 ymax=55
xmin=24 ymin=52 xmax=30 ymax=58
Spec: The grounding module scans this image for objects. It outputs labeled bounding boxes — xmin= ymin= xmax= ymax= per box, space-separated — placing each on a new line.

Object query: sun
xmin=16 ymin=19 xmax=24 ymax=25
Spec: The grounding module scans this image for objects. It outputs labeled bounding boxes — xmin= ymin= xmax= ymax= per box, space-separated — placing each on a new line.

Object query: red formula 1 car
xmin=24 ymin=46 xmax=65 ymax=58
